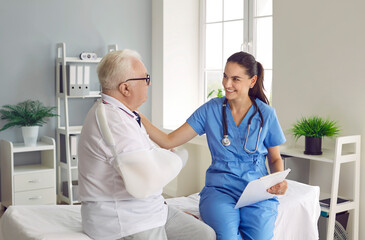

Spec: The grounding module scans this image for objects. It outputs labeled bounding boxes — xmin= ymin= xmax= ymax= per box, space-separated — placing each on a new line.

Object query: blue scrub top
xmin=187 ymin=97 xmax=286 ymax=199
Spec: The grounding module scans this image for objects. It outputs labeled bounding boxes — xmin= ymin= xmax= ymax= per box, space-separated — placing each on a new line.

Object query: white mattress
xmin=165 ymin=180 xmax=320 ymax=240
xmin=0 ymin=205 xmax=90 ymax=240
xmin=0 ymin=180 xmax=320 ymax=240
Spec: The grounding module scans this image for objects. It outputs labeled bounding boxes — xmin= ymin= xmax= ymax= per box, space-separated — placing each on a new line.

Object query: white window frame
xmin=151 ymin=0 xmax=272 ymax=130
xmin=200 ymin=0 xmax=273 ymax=102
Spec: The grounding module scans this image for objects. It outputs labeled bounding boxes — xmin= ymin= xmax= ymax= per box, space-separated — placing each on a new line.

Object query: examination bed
xmin=0 ymin=180 xmax=320 ymax=240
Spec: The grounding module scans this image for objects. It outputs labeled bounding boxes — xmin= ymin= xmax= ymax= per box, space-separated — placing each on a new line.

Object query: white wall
xmin=0 ymin=0 xmax=152 ymax=142
xmin=273 ymin=0 xmax=365 ymax=239
xmin=152 ymin=0 xmax=210 ymax=197
xmin=152 ymin=0 xmax=200 ymax=130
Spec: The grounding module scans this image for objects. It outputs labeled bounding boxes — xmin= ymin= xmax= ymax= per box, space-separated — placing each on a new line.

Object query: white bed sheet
xmin=0 ymin=205 xmax=90 ymax=240
xmin=0 ymin=180 xmax=320 ymax=240
xmin=165 ymin=180 xmax=321 ymax=240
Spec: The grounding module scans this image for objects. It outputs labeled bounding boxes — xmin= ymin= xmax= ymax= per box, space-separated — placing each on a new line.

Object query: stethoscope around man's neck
xmin=221 ymin=97 xmax=264 ymax=153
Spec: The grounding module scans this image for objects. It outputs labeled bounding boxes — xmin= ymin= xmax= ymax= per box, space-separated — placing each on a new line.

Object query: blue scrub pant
xmin=199 ymin=187 xmax=279 ymax=240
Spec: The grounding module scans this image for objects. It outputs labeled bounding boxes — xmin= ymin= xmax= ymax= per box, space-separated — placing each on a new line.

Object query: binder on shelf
xmin=67 ymin=65 xmax=77 ymax=96
xmin=60 ymin=134 xmax=67 ymax=164
xmin=76 ymin=65 xmax=84 ymax=95
xmin=70 ymin=135 xmax=78 ymax=167
xmin=83 ymin=65 xmax=90 ymax=95
xmin=319 ymin=197 xmax=349 ymax=209
xmin=62 ymin=180 xmax=79 ymax=201
xmin=59 ymin=65 xmax=64 ymax=94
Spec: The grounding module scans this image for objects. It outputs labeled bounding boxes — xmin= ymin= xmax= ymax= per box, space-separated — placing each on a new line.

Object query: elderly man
xmin=78 ymin=49 xmax=215 ymax=240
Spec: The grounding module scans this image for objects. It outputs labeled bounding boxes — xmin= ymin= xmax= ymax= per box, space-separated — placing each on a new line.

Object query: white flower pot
xmin=21 ymin=126 xmax=39 ymax=146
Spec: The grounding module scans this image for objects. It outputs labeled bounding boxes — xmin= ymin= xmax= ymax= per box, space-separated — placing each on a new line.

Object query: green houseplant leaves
xmin=207 ymin=88 xmax=224 ymax=99
xmin=0 ymin=100 xmax=58 ymax=131
xmin=291 ymin=116 xmax=340 ymax=140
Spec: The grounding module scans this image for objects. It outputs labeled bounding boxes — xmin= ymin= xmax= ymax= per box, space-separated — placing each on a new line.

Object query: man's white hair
xmin=97 ymin=49 xmax=142 ymax=91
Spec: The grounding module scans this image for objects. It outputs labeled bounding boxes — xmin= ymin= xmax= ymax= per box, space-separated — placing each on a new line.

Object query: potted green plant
xmin=290 ymin=116 xmax=340 ymax=155
xmin=207 ymin=88 xmax=224 ymax=99
xmin=0 ymin=100 xmax=58 ymax=146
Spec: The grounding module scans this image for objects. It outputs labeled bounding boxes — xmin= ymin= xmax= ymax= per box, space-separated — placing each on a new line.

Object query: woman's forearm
xmin=267 ymin=146 xmax=284 ymax=173
xmin=267 ymin=145 xmax=287 ymax=195
xmin=140 ymin=114 xmax=197 ymax=149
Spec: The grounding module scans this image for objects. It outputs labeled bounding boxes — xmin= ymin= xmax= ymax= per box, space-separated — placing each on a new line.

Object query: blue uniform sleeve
xmin=264 ymin=109 xmax=286 ymax=147
xmin=186 ymin=102 xmax=209 ymax=136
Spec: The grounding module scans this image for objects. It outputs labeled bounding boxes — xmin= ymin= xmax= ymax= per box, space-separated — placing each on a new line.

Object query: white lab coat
xmin=78 ymin=94 xmax=167 ymax=240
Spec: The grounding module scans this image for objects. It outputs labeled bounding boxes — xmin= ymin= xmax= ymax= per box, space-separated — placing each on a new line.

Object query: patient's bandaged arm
xmin=95 ymin=100 xmax=184 ymax=199
xmin=113 ymin=149 xmax=182 ymax=199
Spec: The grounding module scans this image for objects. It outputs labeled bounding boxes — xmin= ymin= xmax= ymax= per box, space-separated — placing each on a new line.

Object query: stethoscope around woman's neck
xmin=221 ymin=97 xmax=264 ymax=153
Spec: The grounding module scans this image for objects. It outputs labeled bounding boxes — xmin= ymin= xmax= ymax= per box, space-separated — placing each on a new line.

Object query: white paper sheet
xmin=235 ymin=168 xmax=291 ymax=208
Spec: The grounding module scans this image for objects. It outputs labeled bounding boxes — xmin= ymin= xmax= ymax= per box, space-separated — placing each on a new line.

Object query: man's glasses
xmin=125 ymin=74 xmax=151 ymax=85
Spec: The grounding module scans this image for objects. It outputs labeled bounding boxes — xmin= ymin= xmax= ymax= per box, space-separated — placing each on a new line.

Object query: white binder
xmin=70 ymin=135 xmax=78 ymax=167
xmin=76 ymin=65 xmax=84 ymax=96
xmin=68 ymin=65 xmax=77 ymax=96
xmin=83 ymin=65 xmax=90 ymax=95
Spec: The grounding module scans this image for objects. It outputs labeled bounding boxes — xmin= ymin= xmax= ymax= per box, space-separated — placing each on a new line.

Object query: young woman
xmin=141 ymin=51 xmax=287 ymax=240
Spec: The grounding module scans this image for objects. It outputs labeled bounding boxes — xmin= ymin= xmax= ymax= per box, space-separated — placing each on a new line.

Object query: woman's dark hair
xmin=227 ymin=51 xmax=269 ymax=105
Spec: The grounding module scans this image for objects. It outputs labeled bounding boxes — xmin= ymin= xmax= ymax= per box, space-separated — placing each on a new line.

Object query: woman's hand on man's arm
xmin=140 ymin=114 xmax=198 ymax=149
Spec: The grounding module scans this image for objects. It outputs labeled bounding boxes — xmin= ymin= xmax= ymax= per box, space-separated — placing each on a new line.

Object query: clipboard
xmin=234 ymin=168 xmax=291 ymax=209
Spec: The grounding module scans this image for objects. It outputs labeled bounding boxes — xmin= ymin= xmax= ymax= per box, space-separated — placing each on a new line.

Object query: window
xmin=202 ymin=0 xmax=273 ymax=102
